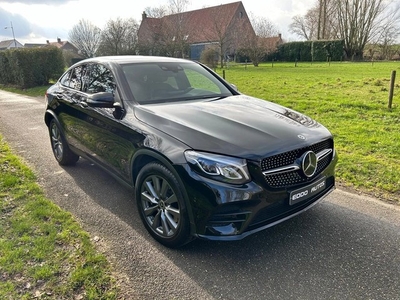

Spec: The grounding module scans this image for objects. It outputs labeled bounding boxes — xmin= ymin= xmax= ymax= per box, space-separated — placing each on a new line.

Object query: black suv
xmin=45 ymin=56 xmax=337 ymax=247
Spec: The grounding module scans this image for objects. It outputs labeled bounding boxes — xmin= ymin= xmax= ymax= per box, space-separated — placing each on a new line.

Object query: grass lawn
xmin=0 ymin=135 xmax=118 ymax=299
xmin=217 ymin=61 xmax=400 ymax=202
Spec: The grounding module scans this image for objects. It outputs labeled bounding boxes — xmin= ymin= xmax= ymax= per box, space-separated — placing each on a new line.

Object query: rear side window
xmin=85 ymin=64 xmax=116 ymax=94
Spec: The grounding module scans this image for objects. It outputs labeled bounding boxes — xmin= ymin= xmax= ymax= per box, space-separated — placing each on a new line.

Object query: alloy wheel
xmin=140 ymin=174 xmax=181 ymax=238
xmin=50 ymin=122 xmax=63 ymax=161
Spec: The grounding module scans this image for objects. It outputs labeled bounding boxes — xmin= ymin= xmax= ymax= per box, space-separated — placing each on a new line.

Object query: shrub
xmin=200 ymin=47 xmax=218 ymax=69
xmin=0 ymin=46 xmax=64 ymax=88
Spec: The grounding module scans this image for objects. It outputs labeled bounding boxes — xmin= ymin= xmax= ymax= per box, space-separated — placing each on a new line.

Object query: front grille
xmin=261 ymin=139 xmax=333 ymax=188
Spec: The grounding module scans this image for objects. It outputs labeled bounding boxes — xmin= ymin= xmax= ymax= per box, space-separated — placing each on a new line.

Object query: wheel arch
xmin=131 ymin=149 xmax=196 ymax=236
xmin=44 ymin=109 xmax=58 ymax=127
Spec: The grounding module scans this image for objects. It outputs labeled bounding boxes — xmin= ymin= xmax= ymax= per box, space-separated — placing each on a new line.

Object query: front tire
xmin=49 ymin=119 xmax=79 ymax=166
xmin=135 ymin=162 xmax=192 ymax=248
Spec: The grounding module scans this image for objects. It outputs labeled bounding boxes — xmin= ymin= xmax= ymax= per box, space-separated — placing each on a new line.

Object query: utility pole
xmin=4 ymin=21 xmax=17 ymax=48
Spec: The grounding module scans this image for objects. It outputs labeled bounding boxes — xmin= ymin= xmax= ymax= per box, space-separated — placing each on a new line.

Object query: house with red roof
xmin=137 ymin=1 xmax=256 ymax=61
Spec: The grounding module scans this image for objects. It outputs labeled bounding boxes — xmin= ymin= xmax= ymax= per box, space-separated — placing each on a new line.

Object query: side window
xmin=85 ymin=64 xmax=116 ymax=94
xmin=60 ymin=71 xmax=71 ymax=87
xmin=69 ymin=65 xmax=87 ymax=91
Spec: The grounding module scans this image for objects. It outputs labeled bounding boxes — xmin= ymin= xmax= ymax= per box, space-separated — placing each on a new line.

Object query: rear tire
xmin=135 ymin=162 xmax=192 ymax=248
xmin=49 ymin=119 xmax=79 ymax=166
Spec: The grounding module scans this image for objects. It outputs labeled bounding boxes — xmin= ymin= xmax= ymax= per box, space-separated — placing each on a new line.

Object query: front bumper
xmin=176 ymin=153 xmax=337 ymax=241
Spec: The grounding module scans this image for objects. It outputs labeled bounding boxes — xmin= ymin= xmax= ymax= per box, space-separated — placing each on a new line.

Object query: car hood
xmin=134 ymin=95 xmax=332 ymax=160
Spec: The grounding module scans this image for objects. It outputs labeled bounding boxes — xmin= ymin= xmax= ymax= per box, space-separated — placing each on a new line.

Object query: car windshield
xmin=121 ymin=62 xmax=233 ymax=104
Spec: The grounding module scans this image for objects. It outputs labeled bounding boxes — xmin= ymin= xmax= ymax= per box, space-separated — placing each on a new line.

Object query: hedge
xmin=0 ymin=46 xmax=64 ymax=88
xmin=267 ymin=40 xmax=344 ymax=62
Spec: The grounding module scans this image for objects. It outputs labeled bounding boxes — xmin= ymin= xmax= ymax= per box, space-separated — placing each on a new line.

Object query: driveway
xmin=0 ymin=90 xmax=399 ymax=299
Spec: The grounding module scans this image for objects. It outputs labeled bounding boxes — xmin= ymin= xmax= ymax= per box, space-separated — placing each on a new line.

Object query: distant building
xmin=138 ymin=1 xmax=256 ymax=60
xmin=45 ymin=37 xmax=80 ymax=53
xmin=259 ymin=33 xmax=284 ymax=53
xmin=25 ymin=38 xmax=82 ymax=66
xmin=0 ymin=39 xmax=23 ymax=50
xmin=24 ymin=43 xmax=47 ymax=48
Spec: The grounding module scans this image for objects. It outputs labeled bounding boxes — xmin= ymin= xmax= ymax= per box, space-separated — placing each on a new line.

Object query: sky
xmin=0 ymin=0 xmax=316 ymax=45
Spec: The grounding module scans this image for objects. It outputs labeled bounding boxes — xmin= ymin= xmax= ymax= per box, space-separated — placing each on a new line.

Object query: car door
xmin=55 ymin=63 xmax=90 ymax=151
xmin=77 ymin=63 xmax=139 ymax=181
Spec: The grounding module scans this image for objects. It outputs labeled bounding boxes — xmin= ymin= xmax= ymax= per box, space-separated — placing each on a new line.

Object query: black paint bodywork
xmin=44 ymin=56 xmax=337 ymax=241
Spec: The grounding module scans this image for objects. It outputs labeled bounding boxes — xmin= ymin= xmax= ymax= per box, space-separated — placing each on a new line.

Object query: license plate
xmin=289 ymin=177 xmax=326 ymax=205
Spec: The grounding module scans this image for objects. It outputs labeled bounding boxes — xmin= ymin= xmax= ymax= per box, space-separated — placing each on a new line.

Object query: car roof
xmin=78 ymin=55 xmax=195 ymax=66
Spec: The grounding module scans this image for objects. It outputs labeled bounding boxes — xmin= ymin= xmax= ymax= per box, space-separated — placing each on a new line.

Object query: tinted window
xmin=60 ymin=65 xmax=87 ymax=91
xmin=122 ymin=62 xmax=232 ymax=104
xmin=85 ymin=64 xmax=116 ymax=94
xmin=59 ymin=71 xmax=71 ymax=87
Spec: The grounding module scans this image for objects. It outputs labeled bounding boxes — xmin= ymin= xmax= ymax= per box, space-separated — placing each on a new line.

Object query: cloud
xmin=0 ymin=7 xmax=67 ymax=44
xmin=1 ymin=7 xmax=32 ymax=37
xmin=1 ymin=0 xmax=73 ymax=4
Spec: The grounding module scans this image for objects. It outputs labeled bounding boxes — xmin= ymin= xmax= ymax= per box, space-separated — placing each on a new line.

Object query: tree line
xmin=290 ymin=0 xmax=400 ymax=60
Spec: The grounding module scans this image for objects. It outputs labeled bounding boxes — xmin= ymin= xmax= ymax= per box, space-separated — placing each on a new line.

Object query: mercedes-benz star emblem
xmin=298 ymin=135 xmax=306 ymax=140
xmin=302 ymin=151 xmax=317 ymax=177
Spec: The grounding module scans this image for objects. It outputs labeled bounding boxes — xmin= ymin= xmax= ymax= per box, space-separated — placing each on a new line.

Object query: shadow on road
xmin=60 ymin=158 xmax=400 ymax=299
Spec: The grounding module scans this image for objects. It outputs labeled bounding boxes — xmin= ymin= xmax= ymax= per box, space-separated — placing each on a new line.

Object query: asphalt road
xmin=0 ymin=90 xmax=399 ymax=300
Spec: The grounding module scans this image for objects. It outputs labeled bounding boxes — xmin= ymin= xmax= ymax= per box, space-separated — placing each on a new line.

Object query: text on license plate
xmin=289 ymin=177 xmax=326 ymax=205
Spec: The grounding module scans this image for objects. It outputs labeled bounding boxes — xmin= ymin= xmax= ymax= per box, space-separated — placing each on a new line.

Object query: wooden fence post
xmin=388 ymin=70 xmax=396 ymax=109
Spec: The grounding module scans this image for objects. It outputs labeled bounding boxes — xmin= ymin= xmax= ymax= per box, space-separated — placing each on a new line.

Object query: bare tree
xmin=207 ymin=8 xmax=232 ymax=68
xmin=144 ymin=6 xmax=167 ymax=18
xmin=162 ymin=0 xmax=191 ymax=57
xmin=290 ymin=0 xmax=399 ymax=60
xmin=290 ymin=1 xmax=338 ymax=41
xmin=98 ymin=18 xmax=139 ymax=56
xmin=370 ymin=1 xmax=400 ymax=59
xmin=205 ymin=6 xmax=255 ymax=68
xmin=290 ymin=14 xmax=316 ymax=41
xmin=168 ymin=0 xmax=190 ymax=14
xmin=335 ymin=0 xmax=399 ymax=60
xmin=241 ymin=15 xmax=279 ymax=66
xmin=68 ymin=19 xmax=101 ymax=58
xmin=141 ymin=0 xmax=190 ymax=57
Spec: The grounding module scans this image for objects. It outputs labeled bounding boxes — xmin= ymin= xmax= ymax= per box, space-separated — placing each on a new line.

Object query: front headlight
xmin=184 ymin=150 xmax=250 ymax=184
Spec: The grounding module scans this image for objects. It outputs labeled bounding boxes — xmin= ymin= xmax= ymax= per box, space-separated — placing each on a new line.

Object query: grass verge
xmin=0 ymin=84 xmax=50 ymax=98
xmin=0 ymin=134 xmax=118 ymax=299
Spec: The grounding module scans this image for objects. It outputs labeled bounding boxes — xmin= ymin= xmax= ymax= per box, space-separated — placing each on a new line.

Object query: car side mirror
xmin=87 ymin=92 xmax=115 ymax=108
xmin=230 ymin=84 xmax=238 ymax=91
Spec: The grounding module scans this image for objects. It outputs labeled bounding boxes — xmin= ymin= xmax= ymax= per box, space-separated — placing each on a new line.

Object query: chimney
xmin=57 ymin=37 xmax=61 ymax=43
xmin=278 ymin=33 xmax=282 ymax=40
xmin=142 ymin=11 xmax=147 ymax=20
xmin=46 ymin=40 xmax=49 ymax=44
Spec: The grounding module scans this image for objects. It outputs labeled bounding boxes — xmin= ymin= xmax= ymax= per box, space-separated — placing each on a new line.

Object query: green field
xmin=217 ymin=61 xmax=400 ymax=202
